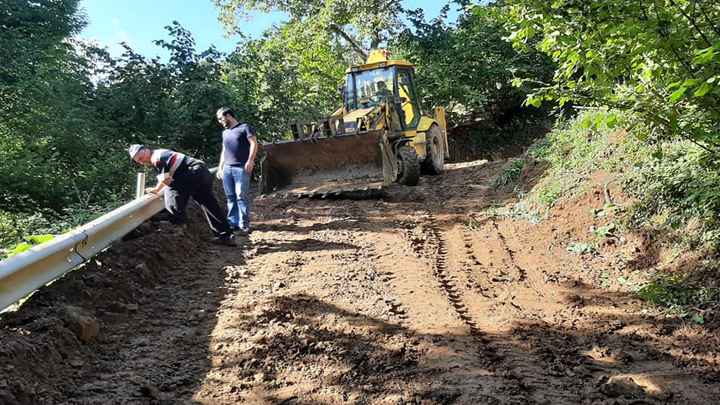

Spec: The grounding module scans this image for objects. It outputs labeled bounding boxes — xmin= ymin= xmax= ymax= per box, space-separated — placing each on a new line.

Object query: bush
xmin=625 ymin=143 xmax=720 ymax=247
xmin=496 ymin=110 xmax=720 ymax=249
xmin=0 ymin=199 xmax=125 ymax=257
xmin=639 ymin=272 xmax=720 ymax=321
xmin=492 ymin=158 xmax=526 ymax=186
xmin=494 ymin=110 xmax=649 ymax=210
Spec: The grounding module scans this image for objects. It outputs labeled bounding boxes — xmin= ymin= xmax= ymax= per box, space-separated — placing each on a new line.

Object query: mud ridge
xmin=491 ymin=220 xmax=527 ymax=282
xmin=459 ymin=226 xmax=492 ymax=299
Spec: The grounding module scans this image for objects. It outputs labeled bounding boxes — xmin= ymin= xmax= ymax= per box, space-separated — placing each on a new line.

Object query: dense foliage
xmin=2 ymin=0 xmax=548 ymax=251
xmin=396 ymin=2 xmax=554 ymax=125
xmin=0 ymin=0 xmax=110 ymax=212
xmin=229 ymin=23 xmax=348 ymax=141
xmin=213 ymin=0 xmax=406 ymax=60
xmin=96 ymin=22 xmax=241 ymax=159
xmin=500 ymin=0 xmax=720 ymax=150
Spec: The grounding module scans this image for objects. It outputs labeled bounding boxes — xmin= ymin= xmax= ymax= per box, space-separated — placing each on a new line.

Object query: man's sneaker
xmin=235 ymin=227 xmax=251 ymax=236
xmin=211 ymin=235 xmax=236 ymax=246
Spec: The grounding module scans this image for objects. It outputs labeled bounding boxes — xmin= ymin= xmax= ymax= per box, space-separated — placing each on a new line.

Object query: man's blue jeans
xmin=221 ymin=165 xmax=251 ymax=230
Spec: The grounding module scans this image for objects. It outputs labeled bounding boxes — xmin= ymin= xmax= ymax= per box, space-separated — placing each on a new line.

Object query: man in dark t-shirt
xmin=129 ymin=144 xmax=236 ymax=246
xmin=216 ymin=107 xmax=259 ymax=236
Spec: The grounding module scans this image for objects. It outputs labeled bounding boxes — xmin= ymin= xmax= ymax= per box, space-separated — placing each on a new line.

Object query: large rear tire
xmin=397 ymin=145 xmax=421 ymax=186
xmin=421 ymin=124 xmax=445 ymax=175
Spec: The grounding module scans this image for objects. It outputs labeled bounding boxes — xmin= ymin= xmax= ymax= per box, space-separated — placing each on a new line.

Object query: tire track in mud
xmin=489 ymin=219 xmax=555 ymax=301
xmin=414 ymin=169 xmax=579 ymax=401
xmin=490 ymin=220 xmax=527 ymax=282
xmin=425 ymin=214 xmax=480 ymax=335
xmin=419 ymin=214 xmax=575 ymax=403
xmin=412 ymin=213 xmax=581 ymax=403
xmin=459 ymin=226 xmax=492 ymax=299
xmin=416 ymin=213 xmax=510 ymax=375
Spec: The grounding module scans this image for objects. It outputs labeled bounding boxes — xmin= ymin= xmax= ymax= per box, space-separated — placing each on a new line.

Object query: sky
xmin=78 ymin=0 xmax=463 ymax=60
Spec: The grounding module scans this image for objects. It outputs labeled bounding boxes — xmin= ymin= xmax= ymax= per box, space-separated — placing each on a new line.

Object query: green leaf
xmin=7 ymin=243 xmax=33 ymax=258
xmin=692 ymin=316 xmax=705 ymax=324
xmin=694 ymin=83 xmax=713 ymax=97
xmin=25 ymin=234 xmax=55 ymax=244
xmin=694 ymin=46 xmax=715 ymax=55
xmin=669 ymin=87 xmax=687 ymax=102
xmin=666 ymin=81 xmax=682 ymax=91
xmin=605 ymin=114 xmax=616 ymax=125
xmin=526 ymin=97 xmax=542 ymax=108
xmin=526 ymin=26 xmax=536 ymax=39
xmin=692 ymin=47 xmax=717 ymax=65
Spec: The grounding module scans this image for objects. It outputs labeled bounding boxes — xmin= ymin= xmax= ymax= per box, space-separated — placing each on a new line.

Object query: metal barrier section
xmin=0 ymin=193 xmax=166 ymax=311
xmin=0 ymin=167 xmax=225 ymax=311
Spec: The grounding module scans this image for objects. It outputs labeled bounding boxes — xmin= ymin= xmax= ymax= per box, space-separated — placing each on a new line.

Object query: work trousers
xmin=163 ymin=165 xmax=232 ymax=237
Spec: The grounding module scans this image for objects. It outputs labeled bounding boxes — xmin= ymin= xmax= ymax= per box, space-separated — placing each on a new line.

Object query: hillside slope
xmin=1 ymin=144 xmax=719 ymax=403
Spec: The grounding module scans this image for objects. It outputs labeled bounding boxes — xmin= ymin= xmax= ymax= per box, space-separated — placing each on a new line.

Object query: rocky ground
xmin=1 ymin=158 xmax=719 ymax=404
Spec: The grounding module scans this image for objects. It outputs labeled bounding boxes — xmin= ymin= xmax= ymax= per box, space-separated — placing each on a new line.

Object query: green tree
xmin=395 ymin=2 xmax=555 ymax=125
xmin=96 ymin=22 xmax=244 ymax=160
xmin=0 ymin=0 xmax=122 ymax=212
xmin=223 ymin=23 xmax=347 ymax=141
xmin=213 ymin=0 xmax=407 ymax=60
xmin=500 ymin=0 xmax=720 ymax=150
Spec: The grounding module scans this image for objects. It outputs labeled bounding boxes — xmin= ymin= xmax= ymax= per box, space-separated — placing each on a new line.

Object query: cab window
xmin=347 ymin=67 xmax=395 ymax=111
xmin=396 ymin=68 xmax=420 ymax=129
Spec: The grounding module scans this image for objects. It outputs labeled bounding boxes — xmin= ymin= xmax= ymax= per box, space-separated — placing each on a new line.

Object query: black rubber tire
xmin=421 ymin=124 xmax=445 ymax=175
xmin=397 ymin=145 xmax=421 ymax=186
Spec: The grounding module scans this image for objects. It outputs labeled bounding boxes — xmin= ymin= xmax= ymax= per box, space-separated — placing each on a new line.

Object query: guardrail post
xmin=136 ymin=173 xmax=146 ymax=199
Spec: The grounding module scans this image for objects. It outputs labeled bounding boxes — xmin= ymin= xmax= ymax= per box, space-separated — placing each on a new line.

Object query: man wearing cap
xmin=129 ymin=144 xmax=236 ymax=246
xmin=215 ymin=107 xmax=258 ymax=236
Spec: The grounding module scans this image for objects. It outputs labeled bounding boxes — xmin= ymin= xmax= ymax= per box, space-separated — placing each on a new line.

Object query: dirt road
xmin=1 ymin=159 xmax=719 ymax=404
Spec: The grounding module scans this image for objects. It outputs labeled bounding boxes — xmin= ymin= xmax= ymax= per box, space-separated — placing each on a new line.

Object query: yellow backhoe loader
xmin=259 ymin=49 xmax=449 ymax=197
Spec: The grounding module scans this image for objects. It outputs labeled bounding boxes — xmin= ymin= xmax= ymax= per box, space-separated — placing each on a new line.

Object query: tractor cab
xmin=343 ymin=50 xmax=422 ymax=132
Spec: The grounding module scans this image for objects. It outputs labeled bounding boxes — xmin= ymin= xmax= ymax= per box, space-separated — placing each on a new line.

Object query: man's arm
xmin=245 ymin=136 xmax=258 ymax=173
xmin=216 ymin=145 xmax=226 ymax=179
xmin=146 ymin=178 xmax=171 ymax=195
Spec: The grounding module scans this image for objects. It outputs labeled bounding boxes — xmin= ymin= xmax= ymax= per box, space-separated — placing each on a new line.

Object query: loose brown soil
xmin=1 ymin=159 xmax=719 ymax=404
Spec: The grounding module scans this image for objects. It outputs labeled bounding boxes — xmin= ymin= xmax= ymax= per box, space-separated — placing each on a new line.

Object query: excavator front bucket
xmin=259 ymin=130 xmax=395 ymax=197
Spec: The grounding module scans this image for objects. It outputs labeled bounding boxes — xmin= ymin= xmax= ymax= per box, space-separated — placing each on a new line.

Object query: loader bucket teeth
xmin=259 ymin=130 xmax=390 ymax=197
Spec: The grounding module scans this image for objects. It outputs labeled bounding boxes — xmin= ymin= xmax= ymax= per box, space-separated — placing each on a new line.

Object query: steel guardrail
xmin=0 ymin=193 xmax=165 ymax=311
xmin=0 ymin=167 xmax=219 ymax=312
